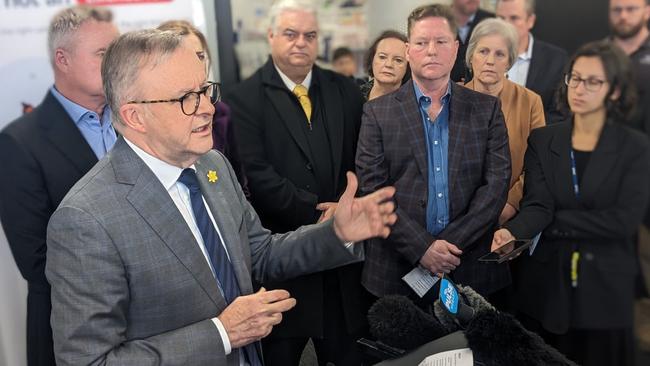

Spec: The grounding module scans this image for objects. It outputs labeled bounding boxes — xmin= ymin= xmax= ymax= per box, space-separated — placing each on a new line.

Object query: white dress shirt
xmin=124 ymin=138 xmax=235 ymax=356
xmin=507 ymin=33 xmax=534 ymax=86
xmin=274 ymin=63 xmax=313 ymax=91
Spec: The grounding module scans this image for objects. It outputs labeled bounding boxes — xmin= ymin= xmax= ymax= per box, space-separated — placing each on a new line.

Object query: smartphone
xmin=478 ymin=239 xmax=533 ymax=263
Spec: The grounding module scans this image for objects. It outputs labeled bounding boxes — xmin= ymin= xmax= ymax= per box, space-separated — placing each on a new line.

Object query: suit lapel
xmin=195 ymin=157 xmax=253 ymax=295
xmin=447 ymin=84 xmax=470 ymax=192
xmin=578 ymin=123 xmax=618 ymax=205
xmin=113 ymin=139 xmax=226 ymax=310
xmin=39 ymin=91 xmax=98 ymax=174
xmin=316 ymin=67 xmax=344 ymax=188
xmin=525 ymin=41 xmax=542 ymax=89
xmin=262 ymin=60 xmax=314 ymax=166
xmin=549 ymin=121 xmax=581 ymax=208
xmin=395 ymin=82 xmax=428 ymax=179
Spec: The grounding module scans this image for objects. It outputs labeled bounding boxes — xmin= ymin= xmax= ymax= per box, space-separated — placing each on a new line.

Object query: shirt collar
xmin=274 ymin=63 xmax=313 ymax=92
xmin=518 ymin=33 xmax=534 ymax=61
xmin=467 ymin=13 xmax=477 ymax=25
xmin=412 ymin=79 xmax=452 ymax=108
xmin=124 ymin=137 xmax=195 ymax=191
xmin=50 ymin=85 xmax=109 ymax=125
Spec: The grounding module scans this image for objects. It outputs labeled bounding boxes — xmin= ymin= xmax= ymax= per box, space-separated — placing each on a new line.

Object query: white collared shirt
xmin=274 ymin=63 xmax=313 ymax=92
xmin=507 ymin=33 xmax=534 ymax=86
xmin=124 ymin=138 xmax=235 ymax=356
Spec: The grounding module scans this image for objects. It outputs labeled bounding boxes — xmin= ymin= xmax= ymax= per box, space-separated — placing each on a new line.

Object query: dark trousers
xmin=519 ymin=313 xmax=635 ymax=366
xmin=262 ymin=275 xmax=367 ymax=366
xmin=27 ymin=286 xmax=55 ymax=366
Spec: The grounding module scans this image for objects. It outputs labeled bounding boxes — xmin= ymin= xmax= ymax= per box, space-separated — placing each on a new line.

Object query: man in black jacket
xmin=496 ymin=0 xmax=568 ymax=122
xmin=450 ymin=0 xmax=494 ymax=82
xmin=223 ymin=0 xmax=366 ymax=365
xmin=0 ymin=6 xmax=118 ymax=366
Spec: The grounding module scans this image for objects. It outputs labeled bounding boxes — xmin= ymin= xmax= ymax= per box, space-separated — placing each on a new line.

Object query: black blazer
xmin=356 ymin=82 xmax=511 ymax=297
xmin=224 ymin=58 xmax=366 ymax=338
xmin=0 ymin=91 xmax=98 ymax=365
xmin=451 ymin=8 xmax=494 ymax=82
xmin=526 ymin=38 xmax=569 ymax=122
xmin=504 ymin=120 xmax=650 ymax=333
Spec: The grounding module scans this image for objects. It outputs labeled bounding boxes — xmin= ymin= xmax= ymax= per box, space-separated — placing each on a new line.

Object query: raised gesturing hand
xmin=332 ymin=172 xmax=397 ymax=243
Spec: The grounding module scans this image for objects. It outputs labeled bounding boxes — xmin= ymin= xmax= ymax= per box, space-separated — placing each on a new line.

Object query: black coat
xmin=504 ymin=120 xmax=650 ymax=333
xmin=525 ymin=39 xmax=569 ymax=122
xmin=224 ymin=58 xmax=367 ymax=339
xmin=0 ymin=91 xmax=99 ymax=366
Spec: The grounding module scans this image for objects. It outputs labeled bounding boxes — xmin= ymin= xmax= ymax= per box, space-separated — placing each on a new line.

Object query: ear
xmin=119 ymin=103 xmax=148 ymax=134
xmin=267 ymin=28 xmax=274 ymax=44
xmin=53 ymin=48 xmax=69 ymax=73
xmin=610 ymin=86 xmax=621 ymax=101
xmin=405 ymin=42 xmax=411 ymax=62
xmin=527 ymin=14 xmax=536 ymax=30
xmin=451 ymin=39 xmax=460 ymax=60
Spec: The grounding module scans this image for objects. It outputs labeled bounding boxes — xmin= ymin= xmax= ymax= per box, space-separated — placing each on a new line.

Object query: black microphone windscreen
xmin=465 ymin=310 xmax=577 ymax=366
xmin=434 ymin=284 xmax=495 ymax=332
xmin=368 ymin=295 xmax=448 ymax=350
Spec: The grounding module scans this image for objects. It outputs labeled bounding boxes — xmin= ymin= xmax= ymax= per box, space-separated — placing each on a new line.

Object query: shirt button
xmin=434 ymin=140 xmax=439 ymax=145
xmin=437 ymin=193 xmax=443 ymax=198
xmin=437 ymin=219 xmax=443 ymax=224
xmin=89 ymin=115 xmax=95 ymax=119
xmin=436 ymin=167 xmax=441 ymax=172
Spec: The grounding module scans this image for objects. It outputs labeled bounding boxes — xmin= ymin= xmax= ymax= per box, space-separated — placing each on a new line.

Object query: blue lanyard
xmin=570 ymin=149 xmax=579 ymax=198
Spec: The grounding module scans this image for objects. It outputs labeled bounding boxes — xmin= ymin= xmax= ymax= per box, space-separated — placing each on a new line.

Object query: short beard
xmin=610 ymin=20 xmax=646 ymax=40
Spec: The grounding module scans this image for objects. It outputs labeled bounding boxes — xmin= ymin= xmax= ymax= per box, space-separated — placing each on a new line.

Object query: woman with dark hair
xmin=491 ymin=40 xmax=650 ymax=366
xmin=157 ymin=20 xmax=249 ymax=197
xmin=360 ymin=30 xmax=410 ymax=100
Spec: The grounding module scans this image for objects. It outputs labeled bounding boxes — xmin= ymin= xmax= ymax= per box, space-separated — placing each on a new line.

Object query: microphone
xmin=368 ymin=287 xmax=577 ymax=366
xmin=433 ymin=281 xmax=495 ymax=332
xmin=464 ymin=310 xmax=578 ymax=366
xmin=437 ymin=277 xmax=475 ymax=325
xmin=367 ymin=295 xmax=448 ymax=350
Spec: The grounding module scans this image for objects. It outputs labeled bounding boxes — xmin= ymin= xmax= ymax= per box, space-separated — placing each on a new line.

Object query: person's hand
xmin=419 ymin=240 xmax=462 ymax=274
xmin=498 ymin=203 xmax=517 ymax=225
xmin=333 ymin=172 xmax=397 ymax=242
xmin=218 ymin=288 xmax=296 ymax=348
xmin=316 ymin=202 xmax=337 ymax=223
xmin=491 ymin=228 xmax=515 ymax=253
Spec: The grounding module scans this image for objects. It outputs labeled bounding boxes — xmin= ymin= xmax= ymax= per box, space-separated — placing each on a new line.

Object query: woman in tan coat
xmin=464 ymin=18 xmax=545 ymax=224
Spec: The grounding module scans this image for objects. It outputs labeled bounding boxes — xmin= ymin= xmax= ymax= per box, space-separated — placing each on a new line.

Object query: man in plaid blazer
xmin=356 ymin=4 xmax=512 ymax=298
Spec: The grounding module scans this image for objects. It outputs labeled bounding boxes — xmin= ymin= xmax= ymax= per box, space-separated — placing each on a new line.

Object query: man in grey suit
xmin=45 ymin=29 xmax=397 ymax=366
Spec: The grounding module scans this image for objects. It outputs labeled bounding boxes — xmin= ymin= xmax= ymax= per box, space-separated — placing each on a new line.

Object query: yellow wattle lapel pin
xmin=207 ymin=170 xmax=218 ymax=183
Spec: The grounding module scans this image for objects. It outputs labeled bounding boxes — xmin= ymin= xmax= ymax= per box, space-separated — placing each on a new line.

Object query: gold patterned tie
xmin=292 ymin=84 xmax=312 ymax=129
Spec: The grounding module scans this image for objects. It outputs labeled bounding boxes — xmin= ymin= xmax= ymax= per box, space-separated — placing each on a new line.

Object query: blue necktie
xmin=177 ymin=169 xmax=262 ymax=366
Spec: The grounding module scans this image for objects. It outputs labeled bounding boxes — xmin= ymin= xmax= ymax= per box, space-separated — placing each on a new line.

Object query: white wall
xmin=366 ymin=0 xmax=450 ymax=41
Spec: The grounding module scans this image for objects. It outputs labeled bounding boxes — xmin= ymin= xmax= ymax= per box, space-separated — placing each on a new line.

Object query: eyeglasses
xmin=127 ymin=82 xmax=221 ymax=116
xmin=564 ymin=74 xmax=606 ymax=93
xmin=610 ymin=5 xmax=642 ymax=15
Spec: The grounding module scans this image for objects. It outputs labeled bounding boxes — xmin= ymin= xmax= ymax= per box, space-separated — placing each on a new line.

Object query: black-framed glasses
xmin=127 ymin=82 xmax=221 ymax=116
xmin=564 ymin=74 xmax=606 ymax=93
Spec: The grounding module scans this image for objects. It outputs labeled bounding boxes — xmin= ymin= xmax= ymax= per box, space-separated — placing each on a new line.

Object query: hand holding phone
xmin=478 ymin=239 xmax=533 ymax=263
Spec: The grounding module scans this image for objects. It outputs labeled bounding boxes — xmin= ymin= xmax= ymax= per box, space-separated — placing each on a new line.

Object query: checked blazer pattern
xmin=356 ymin=81 xmax=512 ymax=297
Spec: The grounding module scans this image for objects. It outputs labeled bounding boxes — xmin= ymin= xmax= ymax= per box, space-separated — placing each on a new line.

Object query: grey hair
xmin=102 ymin=29 xmax=183 ymax=126
xmin=268 ymin=0 xmax=318 ymax=32
xmin=47 ymin=6 xmax=113 ymax=65
xmin=496 ymin=0 xmax=536 ymax=16
xmin=465 ymin=18 xmax=519 ymax=70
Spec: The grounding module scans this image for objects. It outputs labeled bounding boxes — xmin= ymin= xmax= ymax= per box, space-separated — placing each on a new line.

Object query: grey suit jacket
xmin=45 ymin=137 xmax=358 ymax=366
